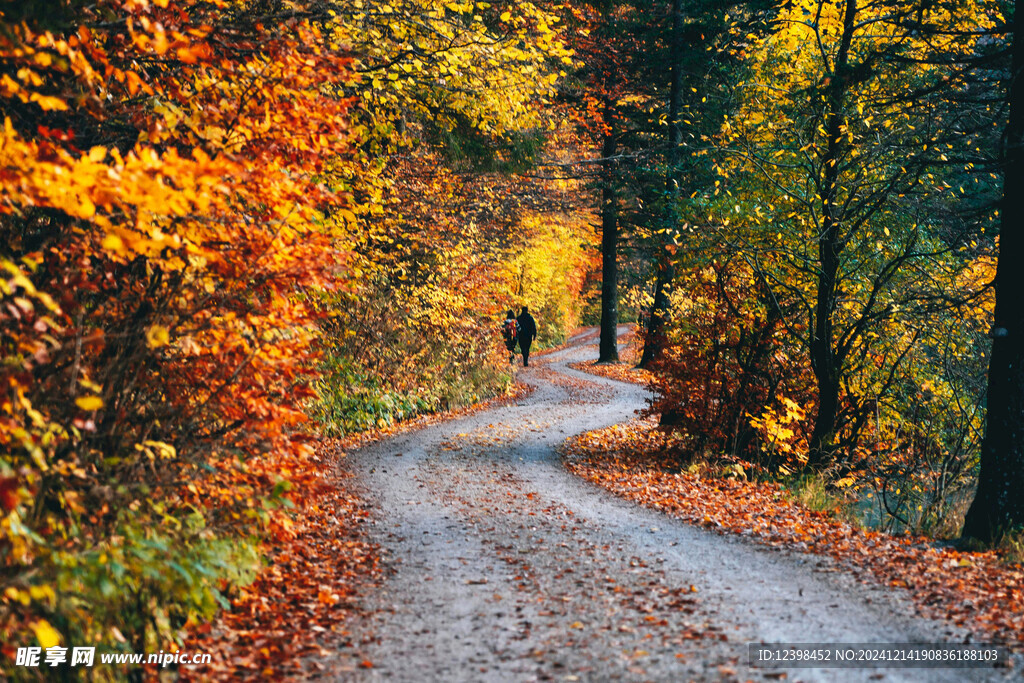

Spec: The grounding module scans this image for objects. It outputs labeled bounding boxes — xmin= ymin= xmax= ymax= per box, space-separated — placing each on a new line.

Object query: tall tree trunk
xmin=640 ymin=0 xmax=684 ymax=370
xmin=962 ymin=7 xmax=1024 ymax=542
xmin=598 ymin=89 xmax=620 ymax=363
xmin=806 ymin=0 xmax=857 ymax=469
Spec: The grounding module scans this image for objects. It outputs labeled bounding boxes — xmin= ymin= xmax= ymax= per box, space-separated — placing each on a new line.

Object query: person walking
xmin=517 ymin=306 xmax=537 ymax=367
xmin=501 ymin=310 xmax=519 ymax=365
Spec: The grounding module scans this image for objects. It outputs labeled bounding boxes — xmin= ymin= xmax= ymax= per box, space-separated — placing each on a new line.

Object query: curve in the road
xmin=324 ymin=328 xmax=1010 ymax=682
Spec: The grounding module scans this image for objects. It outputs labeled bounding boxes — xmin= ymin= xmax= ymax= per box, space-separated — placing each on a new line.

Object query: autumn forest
xmin=2 ymin=0 xmax=1024 ymax=679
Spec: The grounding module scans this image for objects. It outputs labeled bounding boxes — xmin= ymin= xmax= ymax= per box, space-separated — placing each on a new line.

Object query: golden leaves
xmin=1 ymin=0 xmax=358 ymax=658
xmin=339 ymin=0 xmax=569 ymax=153
xmin=74 ymin=396 xmax=103 ymax=411
xmin=146 ymin=324 xmax=170 ymax=348
xmin=32 ymin=620 xmax=61 ymax=648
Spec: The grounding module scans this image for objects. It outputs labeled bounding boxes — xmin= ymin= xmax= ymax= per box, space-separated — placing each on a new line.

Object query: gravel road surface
xmin=325 ymin=328 xmax=1013 ymax=682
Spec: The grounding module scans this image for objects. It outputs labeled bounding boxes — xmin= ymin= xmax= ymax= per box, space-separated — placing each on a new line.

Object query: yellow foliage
xmin=504 ymin=214 xmax=597 ymax=339
xmin=74 ymin=396 xmax=104 ymax=411
xmin=32 ymin=619 xmax=61 ymax=648
xmin=146 ymin=324 xmax=171 ymax=348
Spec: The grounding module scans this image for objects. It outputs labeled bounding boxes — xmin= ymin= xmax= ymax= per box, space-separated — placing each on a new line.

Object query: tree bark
xmin=598 ymin=88 xmax=620 ymax=363
xmin=806 ymin=0 xmax=857 ymax=469
xmin=640 ymin=0 xmax=685 ymax=370
xmin=962 ymin=5 xmax=1024 ymax=542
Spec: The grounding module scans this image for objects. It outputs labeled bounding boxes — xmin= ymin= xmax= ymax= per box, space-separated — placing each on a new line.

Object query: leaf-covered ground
xmin=562 ymin=418 xmax=1024 ymax=650
xmin=558 ymin=324 xmax=657 ymax=385
xmin=182 ymin=447 xmax=378 ymax=679
xmin=570 ymin=358 xmax=655 ymax=386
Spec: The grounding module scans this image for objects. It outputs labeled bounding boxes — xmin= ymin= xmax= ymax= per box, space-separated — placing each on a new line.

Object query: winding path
xmin=325 ymin=329 xmax=1010 ymax=682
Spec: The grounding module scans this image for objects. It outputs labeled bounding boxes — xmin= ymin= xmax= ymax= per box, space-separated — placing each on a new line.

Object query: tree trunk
xmin=640 ymin=0 xmax=685 ymax=370
xmin=806 ymin=0 xmax=857 ymax=469
xmin=598 ymin=89 xmax=620 ymax=363
xmin=640 ymin=260 xmax=673 ymax=368
xmin=962 ymin=7 xmax=1024 ymax=542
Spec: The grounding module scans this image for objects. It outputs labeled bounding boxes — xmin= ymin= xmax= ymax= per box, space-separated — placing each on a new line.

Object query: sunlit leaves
xmin=688 ymin=0 xmax=1003 ymax=466
xmin=338 ymin=0 xmax=570 ymax=155
xmin=0 ymin=0 xmax=356 ymax=659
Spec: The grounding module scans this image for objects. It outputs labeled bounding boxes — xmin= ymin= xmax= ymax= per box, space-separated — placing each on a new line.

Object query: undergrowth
xmin=310 ymin=357 xmax=512 ymax=437
xmin=785 ymin=475 xmax=862 ymax=527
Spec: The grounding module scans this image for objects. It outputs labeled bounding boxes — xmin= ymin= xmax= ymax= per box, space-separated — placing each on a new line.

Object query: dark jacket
xmin=517 ymin=311 xmax=537 ymax=344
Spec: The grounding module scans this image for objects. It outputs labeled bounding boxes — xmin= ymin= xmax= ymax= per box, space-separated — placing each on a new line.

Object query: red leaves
xmin=571 ymin=360 xmax=654 ymax=386
xmin=0 ymin=476 xmax=19 ymax=512
xmin=634 ymin=261 xmax=814 ymax=468
xmin=565 ymin=419 xmax=1024 ymax=648
xmin=181 ymin=444 xmax=380 ymax=680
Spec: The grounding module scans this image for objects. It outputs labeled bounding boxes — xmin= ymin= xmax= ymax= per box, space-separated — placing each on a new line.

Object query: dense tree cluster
xmin=578 ymin=0 xmax=1015 ymax=540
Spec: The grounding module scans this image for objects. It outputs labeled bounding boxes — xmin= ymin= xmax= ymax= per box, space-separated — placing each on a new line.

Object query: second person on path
xmin=517 ymin=306 xmax=537 ymax=367
xmin=502 ymin=310 xmax=519 ymax=365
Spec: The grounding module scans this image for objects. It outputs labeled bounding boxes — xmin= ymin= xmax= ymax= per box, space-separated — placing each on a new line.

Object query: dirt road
xmin=327 ymin=329 xmax=1010 ymax=682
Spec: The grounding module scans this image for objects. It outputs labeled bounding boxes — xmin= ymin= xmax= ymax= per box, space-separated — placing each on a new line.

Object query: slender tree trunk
xmin=640 ymin=0 xmax=684 ymax=370
xmin=806 ymin=0 xmax=857 ymax=469
xmin=640 ymin=262 xmax=673 ymax=367
xmin=962 ymin=7 xmax=1024 ymax=542
xmin=598 ymin=89 xmax=620 ymax=363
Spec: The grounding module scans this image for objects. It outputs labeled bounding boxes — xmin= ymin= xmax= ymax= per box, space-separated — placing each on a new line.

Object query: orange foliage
xmin=646 ymin=260 xmax=814 ymax=469
xmin=1 ymin=0 xmax=355 ymax=656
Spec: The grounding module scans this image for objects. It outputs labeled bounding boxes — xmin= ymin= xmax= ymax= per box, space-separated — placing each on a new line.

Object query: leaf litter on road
xmin=562 ymin=418 xmax=1024 ymax=650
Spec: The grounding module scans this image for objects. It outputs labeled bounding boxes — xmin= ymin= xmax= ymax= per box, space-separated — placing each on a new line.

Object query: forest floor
xmin=305 ymin=327 xmax=1018 ymax=682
